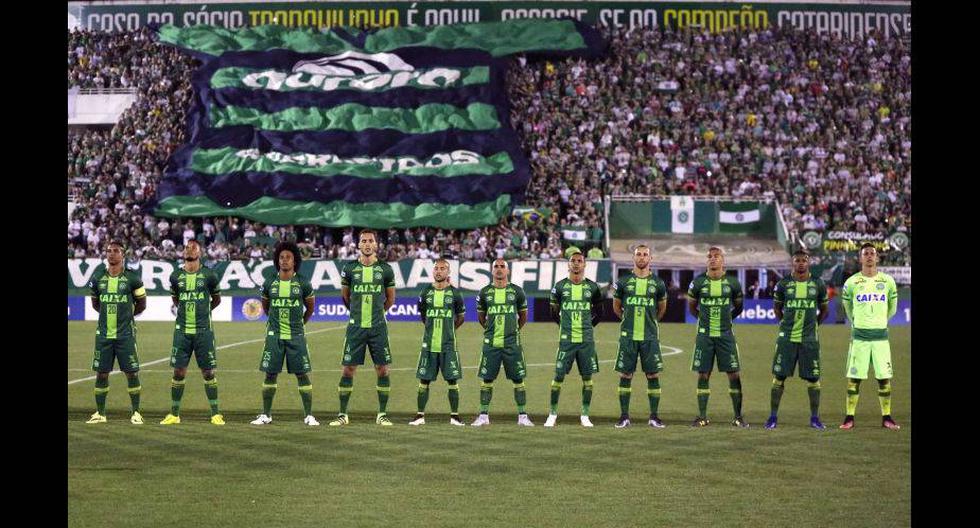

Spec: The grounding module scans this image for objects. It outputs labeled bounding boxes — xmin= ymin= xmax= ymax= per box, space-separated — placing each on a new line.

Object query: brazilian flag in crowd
xmin=150 ymin=21 xmax=604 ymax=228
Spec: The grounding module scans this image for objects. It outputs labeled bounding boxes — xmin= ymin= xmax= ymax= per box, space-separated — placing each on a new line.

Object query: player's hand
xmin=171 ymin=304 xmax=178 ymax=316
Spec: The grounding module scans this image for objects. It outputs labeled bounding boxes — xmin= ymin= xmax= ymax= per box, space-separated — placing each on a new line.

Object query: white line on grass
xmin=66 ymin=325 xmax=348 ymax=386
xmin=68 ymin=345 xmax=685 ymax=375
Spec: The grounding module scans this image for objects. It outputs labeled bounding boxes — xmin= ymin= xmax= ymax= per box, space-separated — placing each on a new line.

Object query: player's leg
xmin=766 ymin=341 xmax=794 ymax=429
xmin=118 ymin=338 xmax=143 ymax=423
xmin=718 ymin=337 xmax=746 ymax=426
xmin=640 ymin=340 xmax=665 ymax=427
xmin=841 ymin=340 xmax=871 ymax=429
xmin=504 ymin=345 xmax=531 ymax=425
xmin=162 ymin=331 xmax=190 ymax=423
xmin=692 ymin=335 xmax=714 ymax=426
xmin=473 ymin=346 xmax=500 ymax=426
xmin=412 ymin=350 xmax=434 ymax=424
xmin=870 ymin=340 xmax=899 ymax=429
xmin=198 ymin=332 xmax=222 ymax=423
xmin=577 ymin=344 xmax=598 ymax=426
xmin=253 ymin=335 xmax=283 ymax=424
xmin=333 ymin=329 xmax=364 ymax=425
xmin=88 ymin=336 xmax=113 ymax=422
xmin=799 ymin=341 xmax=824 ymax=429
xmin=444 ymin=349 xmax=462 ymax=424
xmin=546 ymin=346 xmax=574 ymax=426
xmin=282 ymin=337 xmax=316 ymax=424
xmin=615 ymin=337 xmax=637 ymax=427
xmin=368 ymin=330 xmax=393 ymax=425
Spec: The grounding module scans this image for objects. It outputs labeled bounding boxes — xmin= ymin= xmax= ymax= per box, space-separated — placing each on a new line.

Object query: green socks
xmin=647 ymin=377 xmax=661 ymax=416
xmin=770 ymin=378 xmax=785 ymax=416
xmin=877 ymin=382 xmax=892 ymax=416
xmin=338 ymin=376 xmax=353 ymax=414
xmin=807 ymin=380 xmax=821 ymax=418
xmin=376 ymin=375 xmax=391 ymax=413
xmin=262 ymin=379 xmax=278 ymax=416
xmin=513 ymin=381 xmax=527 ymax=414
xmin=846 ymin=379 xmax=861 ymax=416
xmin=126 ymin=375 xmax=141 ymax=413
xmin=448 ymin=382 xmax=460 ymax=414
xmin=297 ymin=374 xmax=313 ymax=416
xmin=170 ymin=376 xmax=186 ymax=416
xmin=618 ymin=378 xmax=632 ymax=415
xmin=204 ymin=376 xmax=220 ymax=415
xmin=479 ymin=380 xmax=493 ymax=413
xmin=94 ymin=378 xmax=109 ymax=415
xmin=550 ymin=378 xmax=563 ymax=414
xmin=581 ymin=377 xmax=593 ymax=416
xmin=729 ymin=377 xmax=743 ymax=417
xmin=417 ymin=382 xmax=430 ymax=413
xmin=697 ymin=378 xmax=710 ymax=418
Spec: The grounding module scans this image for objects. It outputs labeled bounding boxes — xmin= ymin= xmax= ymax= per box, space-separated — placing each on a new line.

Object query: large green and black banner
xmin=69 ymin=1 xmax=911 ymax=39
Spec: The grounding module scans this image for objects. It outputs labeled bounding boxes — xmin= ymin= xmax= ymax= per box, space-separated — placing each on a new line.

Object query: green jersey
xmin=687 ymin=273 xmax=743 ymax=337
xmin=169 ymin=266 xmax=220 ymax=334
xmin=841 ymin=271 xmax=898 ymax=340
xmin=613 ymin=272 xmax=667 ymax=341
xmin=261 ymin=274 xmax=314 ymax=339
xmin=550 ymin=278 xmax=603 ymax=344
xmin=341 ymin=259 xmax=396 ymax=329
xmin=89 ymin=268 xmax=146 ymax=340
xmin=476 ymin=283 xmax=528 ymax=348
xmin=418 ymin=284 xmax=466 ymax=353
xmin=773 ymin=276 xmax=828 ymax=343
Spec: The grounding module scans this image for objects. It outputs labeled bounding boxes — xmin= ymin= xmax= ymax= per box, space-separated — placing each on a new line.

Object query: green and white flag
xmin=562 ymin=225 xmax=587 ymax=241
xmin=719 ymin=201 xmax=760 ymax=233
xmin=670 ymin=196 xmax=694 ymax=234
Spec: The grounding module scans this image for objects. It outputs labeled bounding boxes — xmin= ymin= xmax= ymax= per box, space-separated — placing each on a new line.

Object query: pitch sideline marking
xmin=66 ymin=325 xmax=348 ymax=386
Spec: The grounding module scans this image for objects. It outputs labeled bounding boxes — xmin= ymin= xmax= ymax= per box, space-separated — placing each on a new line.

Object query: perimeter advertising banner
xmin=683 ymin=298 xmax=911 ymax=325
xmin=69 ymin=1 xmax=911 ymax=39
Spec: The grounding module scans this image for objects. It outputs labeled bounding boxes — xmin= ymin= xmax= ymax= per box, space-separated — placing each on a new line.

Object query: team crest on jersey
xmin=876 ymin=283 xmax=885 ymax=290
xmin=292 ymin=286 xmax=300 ymax=296
xmin=507 ymin=293 xmax=515 ymax=302
xmin=722 ymin=286 xmax=730 ymax=295
xmin=809 ymin=287 xmax=816 ymax=296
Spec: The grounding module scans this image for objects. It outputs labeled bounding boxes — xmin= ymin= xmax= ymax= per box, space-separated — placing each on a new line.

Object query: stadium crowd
xmin=68 ymin=23 xmax=910 ymax=265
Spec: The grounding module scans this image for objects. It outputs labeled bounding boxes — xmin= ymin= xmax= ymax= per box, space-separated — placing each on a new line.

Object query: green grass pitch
xmin=68 ymin=321 xmax=910 ymax=527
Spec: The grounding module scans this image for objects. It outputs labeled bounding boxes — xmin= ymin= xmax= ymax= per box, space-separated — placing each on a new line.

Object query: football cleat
xmin=130 ymin=411 xmax=144 ymax=425
xmin=159 ymin=414 xmax=181 ymax=425
xmin=328 ymin=414 xmax=349 ymax=427
xmin=376 ymin=413 xmax=393 ymax=426
xmin=211 ymin=414 xmax=226 ymax=425
xmin=86 ymin=412 xmax=107 ymax=424
xmin=810 ymin=417 xmax=825 ymax=430
xmin=304 ymin=415 xmax=320 ymax=426
xmin=471 ymin=413 xmax=490 ymax=427
xmin=543 ymin=414 xmax=558 ymax=427
xmin=250 ymin=414 xmax=273 ymax=425
xmin=450 ymin=415 xmax=465 ymax=427
xmin=731 ymin=416 xmax=750 ymax=428
xmin=648 ymin=416 xmax=666 ymax=429
xmin=517 ymin=414 xmax=534 ymax=427
xmin=409 ymin=414 xmax=426 ymax=426
xmin=764 ymin=416 xmax=778 ymax=430
xmin=882 ymin=416 xmax=901 ymax=430
xmin=580 ymin=415 xmax=594 ymax=428
xmin=839 ymin=416 xmax=855 ymax=430
xmin=614 ymin=416 xmax=631 ymax=429
xmin=691 ymin=417 xmax=710 ymax=428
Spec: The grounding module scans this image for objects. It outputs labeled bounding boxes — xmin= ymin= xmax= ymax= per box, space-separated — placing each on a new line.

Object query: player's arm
xmin=841 ymin=281 xmax=853 ymax=321
xmin=549 ymin=285 xmax=561 ymax=325
xmin=90 ymin=276 xmax=101 ymax=312
xmin=418 ymin=292 xmax=427 ymax=324
xmin=730 ymin=278 xmax=744 ymax=318
xmin=453 ymin=291 xmax=465 ymax=329
xmin=518 ymin=309 xmax=527 ymax=329
xmin=384 ymin=264 xmax=396 ymax=311
xmin=816 ymin=281 xmax=829 ymax=324
xmin=611 ymin=279 xmax=624 ymax=320
xmin=591 ymin=285 xmax=603 ymax=327
xmin=517 ymin=287 xmax=528 ymax=330
xmin=170 ymin=272 xmax=179 ymax=309
xmin=686 ymin=278 xmax=699 ymax=318
xmin=132 ymin=275 xmax=147 ymax=316
xmin=208 ymin=272 xmax=221 ymax=311
xmin=773 ymin=281 xmax=784 ymax=321
xmin=887 ymin=278 xmax=898 ymax=319
xmin=656 ymin=278 xmax=667 ymax=320
xmin=261 ymin=283 xmax=270 ymax=315
xmin=340 ymin=264 xmax=351 ymax=309
xmin=302 ymin=280 xmax=314 ymax=324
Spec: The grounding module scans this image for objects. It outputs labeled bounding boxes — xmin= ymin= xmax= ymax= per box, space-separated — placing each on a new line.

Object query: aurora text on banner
xmin=150 ymin=20 xmax=605 ymax=228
